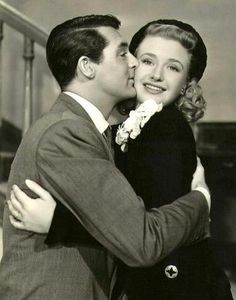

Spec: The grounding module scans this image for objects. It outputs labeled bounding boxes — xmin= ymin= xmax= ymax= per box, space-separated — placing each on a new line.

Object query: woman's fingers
xmin=25 ymin=179 xmax=52 ymax=201
xmin=10 ymin=190 xmax=24 ymax=210
xmin=196 ymin=156 xmax=204 ymax=170
xmin=196 ymin=156 xmax=201 ymax=165
xmin=7 ymin=180 xmax=56 ymax=233
xmin=7 ymin=200 xmax=22 ymax=221
xmin=9 ymin=215 xmax=26 ymax=230
xmin=12 ymin=184 xmax=31 ymax=207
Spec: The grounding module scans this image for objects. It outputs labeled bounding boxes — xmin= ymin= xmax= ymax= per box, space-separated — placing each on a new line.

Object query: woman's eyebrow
xmin=168 ymin=58 xmax=184 ymax=69
xmin=139 ymin=52 xmax=156 ymax=58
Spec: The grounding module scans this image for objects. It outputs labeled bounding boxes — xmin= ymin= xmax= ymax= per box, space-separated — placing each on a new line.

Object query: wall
xmin=2 ymin=0 xmax=236 ymax=128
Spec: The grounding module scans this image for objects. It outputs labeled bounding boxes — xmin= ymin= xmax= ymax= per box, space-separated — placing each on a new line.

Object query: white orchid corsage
xmin=115 ymin=99 xmax=163 ymax=152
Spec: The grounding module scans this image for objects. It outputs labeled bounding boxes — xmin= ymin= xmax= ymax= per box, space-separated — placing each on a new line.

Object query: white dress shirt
xmin=64 ymin=91 xmax=109 ymax=134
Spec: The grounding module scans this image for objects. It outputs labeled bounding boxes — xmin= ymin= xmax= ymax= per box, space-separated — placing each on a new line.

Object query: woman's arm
xmin=9 ymin=180 xmax=100 ymax=246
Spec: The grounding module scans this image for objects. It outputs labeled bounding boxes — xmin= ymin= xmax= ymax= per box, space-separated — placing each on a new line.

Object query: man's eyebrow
xmin=117 ymin=42 xmax=129 ymax=50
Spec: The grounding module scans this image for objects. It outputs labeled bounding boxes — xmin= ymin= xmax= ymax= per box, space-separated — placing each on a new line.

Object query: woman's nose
xmin=151 ymin=66 xmax=164 ymax=81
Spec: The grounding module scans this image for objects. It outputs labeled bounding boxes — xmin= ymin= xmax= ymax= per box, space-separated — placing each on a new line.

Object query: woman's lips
xmin=144 ymin=83 xmax=166 ymax=94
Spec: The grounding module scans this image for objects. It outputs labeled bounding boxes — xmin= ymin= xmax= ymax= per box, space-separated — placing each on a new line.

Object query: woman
xmin=8 ymin=19 xmax=233 ymax=299
xmin=111 ymin=19 xmax=229 ymax=300
xmin=110 ymin=19 xmax=232 ymax=300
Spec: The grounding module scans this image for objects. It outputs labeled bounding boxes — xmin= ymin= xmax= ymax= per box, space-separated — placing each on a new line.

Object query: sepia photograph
xmin=0 ymin=0 xmax=235 ymax=299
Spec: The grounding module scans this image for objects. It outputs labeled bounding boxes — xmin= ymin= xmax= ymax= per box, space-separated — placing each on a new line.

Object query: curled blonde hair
xmin=176 ymin=80 xmax=206 ymax=123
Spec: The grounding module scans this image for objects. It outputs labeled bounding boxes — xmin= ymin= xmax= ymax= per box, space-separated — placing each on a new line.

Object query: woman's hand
xmin=191 ymin=157 xmax=208 ymax=190
xmin=7 ymin=179 xmax=56 ymax=234
xmin=191 ymin=156 xmax=211 ymax=211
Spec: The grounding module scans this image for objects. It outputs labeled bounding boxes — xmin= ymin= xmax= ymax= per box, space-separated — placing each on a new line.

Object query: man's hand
xmin=191 ymin=157 xmax=211 ymax=211
xmin=7 ymin=179 xmax=56 ymax=234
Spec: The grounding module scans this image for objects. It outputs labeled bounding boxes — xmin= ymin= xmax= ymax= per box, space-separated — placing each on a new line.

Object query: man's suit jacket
xmin=0 ymin=93 xmax=209 ymax=299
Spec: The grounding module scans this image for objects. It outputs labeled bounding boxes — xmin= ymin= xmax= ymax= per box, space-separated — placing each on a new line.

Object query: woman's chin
xmin=137 ymin=97 xmax=162 ymax=104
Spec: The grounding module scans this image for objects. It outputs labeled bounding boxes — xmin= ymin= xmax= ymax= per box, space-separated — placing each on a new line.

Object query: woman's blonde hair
xmin=176 ymin=80 xmax=206 ymax=122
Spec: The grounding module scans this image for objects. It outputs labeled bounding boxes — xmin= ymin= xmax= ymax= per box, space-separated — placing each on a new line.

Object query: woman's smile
xmin=134 ymin=36 xmax=190 ymax=105
xmin=143 ymin=83 xmax=166 ymax=94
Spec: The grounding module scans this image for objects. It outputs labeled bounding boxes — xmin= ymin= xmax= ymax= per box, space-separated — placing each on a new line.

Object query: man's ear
xmin=77 ymin=56 xmax=96 ymax=79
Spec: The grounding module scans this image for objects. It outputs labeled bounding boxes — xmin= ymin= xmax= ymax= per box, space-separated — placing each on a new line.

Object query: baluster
xmin=23 ymin=36 xmax=34 ymax=135
xmin=0 ymin=21 xmax=3 ymax=181
xmin=0 ymin=21 xmax=3 ymax=130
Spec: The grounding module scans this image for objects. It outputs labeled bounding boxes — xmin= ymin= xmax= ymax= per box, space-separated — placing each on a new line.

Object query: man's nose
xmin=128 ymin=53 xmax=138 ymax=69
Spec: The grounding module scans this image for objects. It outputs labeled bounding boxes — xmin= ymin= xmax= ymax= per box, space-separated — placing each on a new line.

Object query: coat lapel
xmin=51 ymin=93 xmax=114 ymax=162
xmin=50 ymin=93 xmax=93 ymax=123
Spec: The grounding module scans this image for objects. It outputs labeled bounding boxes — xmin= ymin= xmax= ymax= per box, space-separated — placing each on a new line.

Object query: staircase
xmin=0 ymin=0 xmax=48 ymax=221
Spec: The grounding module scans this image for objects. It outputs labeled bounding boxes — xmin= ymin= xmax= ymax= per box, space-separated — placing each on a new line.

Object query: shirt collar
xmin=64 ymin=91 xmax=109 ymax=134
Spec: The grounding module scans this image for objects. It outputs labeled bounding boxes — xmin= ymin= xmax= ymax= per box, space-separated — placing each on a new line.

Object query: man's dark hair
xmin=46 ymin=15 xmax=121 ymax=89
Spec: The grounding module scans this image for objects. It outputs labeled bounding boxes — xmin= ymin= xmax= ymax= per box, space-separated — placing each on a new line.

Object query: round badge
xmin=164 ymin=265 xmax=178 ymax=279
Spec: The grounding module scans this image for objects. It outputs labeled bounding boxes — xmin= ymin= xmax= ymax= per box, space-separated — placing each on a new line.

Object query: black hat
xmin=129 ymin=19 xmax=207 ymax=81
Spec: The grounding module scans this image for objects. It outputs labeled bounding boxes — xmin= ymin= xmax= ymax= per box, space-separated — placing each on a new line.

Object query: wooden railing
xmin=0 ymin=0 xmax=48 ymax=134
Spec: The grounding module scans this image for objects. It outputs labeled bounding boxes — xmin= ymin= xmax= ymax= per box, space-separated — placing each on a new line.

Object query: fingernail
xmin=12 ymin=185 xmax=18 ymax=191
xmin=25 ymin=179 xmax=32 ymax=186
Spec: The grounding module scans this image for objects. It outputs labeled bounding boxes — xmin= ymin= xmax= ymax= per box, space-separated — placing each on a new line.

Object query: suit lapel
xmin=51 ymin=93 xmax=93 ymax=123
xmin=51 ymin=93 xmax=115 ymax=162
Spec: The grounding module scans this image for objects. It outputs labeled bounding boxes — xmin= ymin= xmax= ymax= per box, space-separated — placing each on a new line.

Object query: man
xmin=0 ymin=15 xmax=210 ymax=299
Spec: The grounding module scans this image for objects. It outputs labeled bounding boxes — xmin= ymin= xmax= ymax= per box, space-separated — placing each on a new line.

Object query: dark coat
xmin=113 ymin=104 xmax=233 ymax=300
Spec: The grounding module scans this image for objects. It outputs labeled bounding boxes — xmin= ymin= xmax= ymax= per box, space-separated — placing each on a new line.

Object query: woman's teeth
xmin=145 ymin=84 xmax=164 ymax=93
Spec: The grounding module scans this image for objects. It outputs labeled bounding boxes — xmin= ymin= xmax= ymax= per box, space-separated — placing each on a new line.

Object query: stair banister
xmin=0 ymin=0 xmax=48 ymax=134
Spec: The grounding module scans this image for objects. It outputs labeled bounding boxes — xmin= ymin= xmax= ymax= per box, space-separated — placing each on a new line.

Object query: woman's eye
xmin=168 ymin=65 xmax=180 ymax=72
xmin=141 ymin=58 xmax=153 ymax=65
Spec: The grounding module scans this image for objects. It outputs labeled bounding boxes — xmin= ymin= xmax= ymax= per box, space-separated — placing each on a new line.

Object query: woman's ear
xmin=77 ymin=56 xmax=96 ymax=79
xmin=180 ymin=78 xmax=197 ymax=95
